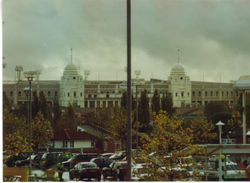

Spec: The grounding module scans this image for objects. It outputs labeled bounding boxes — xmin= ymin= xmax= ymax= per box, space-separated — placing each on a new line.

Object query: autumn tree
xmin=152 ymin=90 xmax=160 ymax=115
xmin=108 ymin=108 xmax=128 ymax=149
xmin=189 ymin=117 xmax=217 ymax=144
xmin=31 ymin=112 xmax=54 ymax=151
xmin=4 ymin=132 xmax=31 ymax=155
xmin=136 ymin=111 xmax=202 ymax=181
xmin=3 ymin=105 xmax=30 ymax=155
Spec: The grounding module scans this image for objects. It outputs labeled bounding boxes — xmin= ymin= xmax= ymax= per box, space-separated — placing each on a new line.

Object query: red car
xmin=69 ymin=162 xmax=101 ymax=181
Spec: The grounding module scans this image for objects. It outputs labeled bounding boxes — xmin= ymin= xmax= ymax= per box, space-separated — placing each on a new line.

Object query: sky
xmin=2 ymin=0 xmax=250 ymax=82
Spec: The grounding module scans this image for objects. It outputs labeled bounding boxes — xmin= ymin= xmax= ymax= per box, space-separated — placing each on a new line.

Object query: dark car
xmin=102 ymin=161 xmax=117 ymax=180
xmin=113 ymin=161 xmax=128 ymax=181
xmin=40 ymin=152 xmax=63 ymax=168
xmin=65 ymin=153 xmax=99 ymax=169
xmin=5 ymin=152 xmax=32 ymax=167
xmin=90 ymin=157 xmax=112 ymax=169
xmin=109 ymin=151 xmax=126 ymax=161
xmin=69 ymin=162 xmax=101 ymax=181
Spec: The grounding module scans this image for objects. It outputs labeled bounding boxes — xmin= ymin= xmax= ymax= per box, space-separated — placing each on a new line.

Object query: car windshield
xmin=81 ymin=163 xmax=97 ymax=168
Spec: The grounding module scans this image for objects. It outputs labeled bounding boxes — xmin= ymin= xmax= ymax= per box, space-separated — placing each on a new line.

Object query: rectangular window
xmin=70 ymin=141 xmax=74 ymax=148
xmin=210 ymin=91 xmax=213 ymax=97
xmin=48 ymin=91 xmax=51 ymax=96
xmin=55 ymin=91 xmax=58 ymax=97
xmin=63 ymin=141 xmax=68 ymax=148
xmin=192 ymin=91 xmax=195 ymax=96
xmin=199 ymin=91 xmax=201 ymax=96
xmin=103 ymin=101 xmax=106 ymax=108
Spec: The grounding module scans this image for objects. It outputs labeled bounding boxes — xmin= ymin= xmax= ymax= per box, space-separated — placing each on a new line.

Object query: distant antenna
xmin=177 ymin=49 xmax=180 ymax=64
xmin=70 ymin=48 xmax=73 ymax=64
xmin=84 ymin=70 xmax=90 ymax=80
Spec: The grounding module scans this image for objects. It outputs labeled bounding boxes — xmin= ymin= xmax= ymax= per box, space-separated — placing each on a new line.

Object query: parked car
xmin=100 ymin=153 xmax=115 ymax=159
xmin=69 ymin=162 xmax=101 ymax=181
xmin=90 ymin=157 xmax=112 ymax=169
xmin=40 ymin=152 xmax=63 ymax=168
xmin=5 ymin=152 xmax=32 ymax=167
xmin=113 ymin=161 xmax=129 ymax=181
xmin=102 ymin=161 xmax=117 ymax=180
xmin=64 ymin=153 xmax=99 ymax=169
xmin=109 ymin=151 xmax=126 ymax=161
xmin=15 ymin=155 xmax=36 ymax=167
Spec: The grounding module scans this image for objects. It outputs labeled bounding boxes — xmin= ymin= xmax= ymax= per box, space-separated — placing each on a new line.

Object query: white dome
xmin=63 ymin=63 xmax=80 ymax=75
xmin=171 ymin=63 xmax=185 ymax=74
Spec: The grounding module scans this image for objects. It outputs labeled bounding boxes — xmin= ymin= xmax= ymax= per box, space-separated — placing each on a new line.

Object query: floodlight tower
xmin=15 ymin=66 xmax=23 ymax=82
xmin=84 ymin=70 xmax=90 ymax=81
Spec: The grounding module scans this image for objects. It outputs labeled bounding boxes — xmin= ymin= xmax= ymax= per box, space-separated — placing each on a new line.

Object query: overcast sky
xmin=2 ymin=0 xmax=250 ymax=82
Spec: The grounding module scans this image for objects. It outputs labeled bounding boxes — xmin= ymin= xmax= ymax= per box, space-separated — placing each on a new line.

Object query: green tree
xmin=51 ymin=97 xmax=62 ymax=130
xmin=32 ymin=112 xmax=54 ymax=151
xmin=121 ymin=91 xmax=127 ymax=109
xmin=161 ymin=92 xmax=175 ymax=116
xmin=136 ymin=111 xmax=202 ymax=181
xmin=204 ymin=101 xmax=232 ymax=137
xmin=32 ymin=92 xmax=40 ymax=118
xmin=58 ymin=104 xmax=78 ymax=132
xmin=138 ymin=90 xmax=150 ymax=134
xmin=152 ymin=90 xmax=160 ymax=114
xmin=39 ymin=92 xmax=52 ymax=119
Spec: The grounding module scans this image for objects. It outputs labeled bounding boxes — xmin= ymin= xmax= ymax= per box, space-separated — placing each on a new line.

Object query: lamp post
xmin=24 ymin=71 xmax=38 ymax=175
xmin=24 ymin=87 xmax=30 ymax=136
xmin=216 ymin=121 xmax=224 ymax=181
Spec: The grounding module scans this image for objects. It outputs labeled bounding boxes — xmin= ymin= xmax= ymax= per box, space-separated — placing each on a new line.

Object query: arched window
xmin=68 ymin=92 xmax=70 ymax=97
xmin=18 ymin=91 xmax=21 ymax=97
xmin=74 ymin=91 xmax=76 ymax=97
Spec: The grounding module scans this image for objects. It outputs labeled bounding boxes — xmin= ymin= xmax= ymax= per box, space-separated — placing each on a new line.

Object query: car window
xmin=81 ymin=163 xmax=97 ymax=168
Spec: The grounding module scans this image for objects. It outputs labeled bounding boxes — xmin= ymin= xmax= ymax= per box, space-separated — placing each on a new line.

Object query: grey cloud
xmin=2 ymin=0 xmax=250 ymax=82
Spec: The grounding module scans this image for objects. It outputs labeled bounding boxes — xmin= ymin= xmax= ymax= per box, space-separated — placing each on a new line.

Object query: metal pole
xmin=136 ymin=85 xmax=138 ymax=149
xmin=218 ymin=126 xmax=223 ymax=181
xmin=242 ymin=91 xmax=246 ymax=144
xmin=126 ymin=0 xmax=132 ymax=181
xmin=29 ymin=79 xmax=32 ymax=175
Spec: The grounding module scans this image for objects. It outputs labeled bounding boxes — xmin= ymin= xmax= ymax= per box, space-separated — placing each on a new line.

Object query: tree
xmin=121 ymin=91 xmax=127 ymax=109
xmin=136 ymin=111 xmax=202 ymax=181
xmin=3 ymin=106 xmax=30 ymax=155
xmin=4 ymin=132 xmax=31 ymax=155
xmin=32 ymin=92 xmax=40 ymax=118
xmin=51 ymin=97 xmax=62 ymax=130
xmin=58 ymin=104 xmax=78 ymax=132
xmin=204 ymin=101 xmax=231 ymax=123
xmin=39 ymin=92 xmax=51 ymax=119
xmin=138 ymin=90 xmax=150 ymax=134
xmin=161 ymin=92 xmax=175 ymax=116
xmin=189 ymin=117 xmax=217 ymax=144
xmin=32 ymin=112 xmax=54 ymax=151
xmin=152 ymin=90 xmax=160 ymax=114
xmin=109 ymin=108 xmax=128 ymax=149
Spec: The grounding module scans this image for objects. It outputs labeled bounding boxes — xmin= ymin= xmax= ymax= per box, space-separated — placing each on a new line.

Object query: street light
xmin=216 ymin=120 xmax=224 ymax=181
xmin=23 ymin=70 xmax=38 ymax=175
xmin=24 ymin=87 xmax=30 ymax=136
